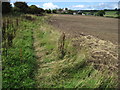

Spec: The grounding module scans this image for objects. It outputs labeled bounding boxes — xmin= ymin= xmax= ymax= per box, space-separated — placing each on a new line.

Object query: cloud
xmin=94 ymin=3 xmax=118 ymax=9
xmin=72 ymin=3 xmax=118 ymax=10
xmin=36 ymin=5 xmax=40 ymax=7
xmin=42 ymin=3 xmax=59 ymax=9
xmin=10 ymin=3 xmax=14 ymax=7
xmin=72 ymin=5 xmax=90 ymax=10
xmin=73 ymin=5 xmax=85 ymax=8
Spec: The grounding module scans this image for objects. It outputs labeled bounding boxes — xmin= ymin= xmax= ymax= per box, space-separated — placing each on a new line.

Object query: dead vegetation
xmin=71 ymin=33 xmax=118 ymax=74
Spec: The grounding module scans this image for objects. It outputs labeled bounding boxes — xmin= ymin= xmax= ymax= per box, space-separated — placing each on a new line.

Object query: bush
xmin=96 ymin=10 xmax=105 ymax=16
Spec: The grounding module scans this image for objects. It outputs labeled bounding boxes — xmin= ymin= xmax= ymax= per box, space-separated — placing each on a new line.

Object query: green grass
xmin=83 ymin=11 xmax=118 ymax=18
xmin=104 ymin=11 xmax=118 ymax=17
xmin=2 ymin=15 xmax=40 ymax=88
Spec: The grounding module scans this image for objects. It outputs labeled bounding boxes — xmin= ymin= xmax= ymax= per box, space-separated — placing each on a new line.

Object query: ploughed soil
xmin=49 ymin=14 xmax=118 ymax=44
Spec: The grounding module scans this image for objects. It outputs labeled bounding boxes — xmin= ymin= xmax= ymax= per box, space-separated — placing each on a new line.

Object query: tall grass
xmin=2 ymin=15 xmax=38 ymax=88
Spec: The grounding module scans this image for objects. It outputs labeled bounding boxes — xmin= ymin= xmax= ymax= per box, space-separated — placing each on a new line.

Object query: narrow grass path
xmin=2 ymin=15 xmax=37 ymax=88
xmin=33 ymin=16 xmax=61 ymax=88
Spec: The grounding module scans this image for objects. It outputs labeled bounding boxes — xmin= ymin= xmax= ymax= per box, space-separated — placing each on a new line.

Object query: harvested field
xmin=50 ymin=14 xmax=118 ymax=44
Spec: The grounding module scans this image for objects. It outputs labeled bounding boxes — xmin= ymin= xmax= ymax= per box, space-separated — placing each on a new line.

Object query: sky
xmin=10 ymin=0 xmax=120 ymax=10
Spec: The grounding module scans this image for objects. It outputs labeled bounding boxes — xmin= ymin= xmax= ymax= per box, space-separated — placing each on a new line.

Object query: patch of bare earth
xmin=50 ymin=14 xmax=118 ymax=44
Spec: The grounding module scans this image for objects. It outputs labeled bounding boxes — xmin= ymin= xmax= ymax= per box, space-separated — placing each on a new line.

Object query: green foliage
xmin=2 ymin=2 xmax=12 ymax=14
xmin=116 ymin=11 xmax=120 ymax=15
xmin=104 ymin=11 xmax=118 ymax=18
xmin=67 ymin=10 xmax=74 ymax=14
xmin=45 ymin=9 xmax=52 ymax=14
xmin=96 ymin=10 xmax=105 ymax=16
xmin=2 ymin=15 xmax=38 ymax=88
xmin=28 ymin=5 xmax=45 ymax=14
xmin=52 ymin=9 xmax=57 ymax=14
xmin=12 ymin=7 xmax=21 ymax=13
xmin=14 ymin=2 xmax=29 ymax=13
xmin=88 ymin=11 xmax=94 ymax=15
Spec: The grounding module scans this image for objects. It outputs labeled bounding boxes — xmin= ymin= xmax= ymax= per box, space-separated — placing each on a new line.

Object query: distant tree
xmin=52 ymin=9 xmax=57 ymax=14
xmin=29 ymin=5 xmax=38 ymax=14
xmin=88 ymin=11 xmax=94 ymax=15
xmin=78 ymin=11 xmax=82 ymax=15
xmin=58 ymin=8 xmax=63 ymax=12
xmin=115 ymin=8 xmax=118 ymax=11
xmin=27 ymin=5 xmax=44 ymax=14
xmin=67 ymin=10 xmax=73 ymax=14
xmin=96 ymin=10 xmax=105 ymax=16
xmin=104 ymin=9 xmax=108 ymax=11
xmin=2 ymin=2 xmax=12 ymax=14
xmin=37 ymin=8 xmax=45 ymax=14
xmin=45 ymin=9 xmax=52 ymax=14
xmin=14 ymin=2 xmax=29 ymax=13
xmin=29 ymin=5 xmax=38 ymax=9
xmin=65 ymin=8 xmax=68 ymax=11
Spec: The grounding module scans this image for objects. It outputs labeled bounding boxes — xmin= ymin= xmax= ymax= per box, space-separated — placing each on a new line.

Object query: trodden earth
xmin=49 ymin=14 xmax=118 ymax=44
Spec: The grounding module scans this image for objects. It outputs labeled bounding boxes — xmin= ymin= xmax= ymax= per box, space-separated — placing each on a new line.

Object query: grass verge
xmin=2 ymin=15 xmax=39 ymax=88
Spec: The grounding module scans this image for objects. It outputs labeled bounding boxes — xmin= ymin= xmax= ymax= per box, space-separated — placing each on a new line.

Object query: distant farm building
xmin=73 ymin=12 xmax=77 ymax=15
xmin=82 ymin=13 xmax=85 ymax=15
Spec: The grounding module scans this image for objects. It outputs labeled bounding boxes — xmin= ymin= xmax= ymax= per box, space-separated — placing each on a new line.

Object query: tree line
xmin=2 ymin=2 xmax=45 ymax=15
xmin=2 ymin=2 xmax=73 ymax=15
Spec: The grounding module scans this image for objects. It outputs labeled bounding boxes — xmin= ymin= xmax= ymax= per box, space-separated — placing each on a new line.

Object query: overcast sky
xmin=10 ymin=0 xmax=119 ymax=10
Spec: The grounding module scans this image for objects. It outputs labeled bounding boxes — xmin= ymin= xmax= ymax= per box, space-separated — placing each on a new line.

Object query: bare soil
xmin=50 ymin=14 xmax=118 ymax=44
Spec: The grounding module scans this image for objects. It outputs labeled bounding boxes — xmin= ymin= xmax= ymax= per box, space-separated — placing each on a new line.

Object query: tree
xmin=29 ymin=5 xmax=38 ymax=14
xmin=14 ymin=2 xmax=28 ymax=13
xmin=88 ymin=11 xmax=94 ymax=15
xmin=45 ymin=9 xmax=52 ymax=14
xmin=96 ymin=10 xmax=105 ymax=16
xmin=67 ymin=10 xmax=74 ymax=14
xmin=115 ymin=8 xmax=118 ymax=11
xmin=58 ymin=8 xmax=63 ymax=12
xmin=12 ymin=7 xmax=21 ymax=13
xmin=65 ymin=8 xmax=68 ymax=11
xmin=52 ymin=9 xmax=57 ymax=14
xmin=27 ymin=5 xmax=44 ymax=14
xmin=2 ymin=2 xmax=12 ymax=14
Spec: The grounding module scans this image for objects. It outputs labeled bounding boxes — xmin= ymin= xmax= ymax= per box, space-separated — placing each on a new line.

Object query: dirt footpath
xmin=50 ymin=14 xmax=118 ymax=44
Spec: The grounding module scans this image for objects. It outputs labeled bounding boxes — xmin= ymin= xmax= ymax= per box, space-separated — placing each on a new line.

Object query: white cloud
xmin=73 ymin=5 xmax=85 ymax=8
xmin=42 ymin=3 xmax=59 ymax=9
xmin=36 ymin=5 xmax=40 ymax=7
xmin=95 ymin=3 xmax=118 ymax=9
xmin=72 ymin=3 xmax=118 ymax=10
xmin=11 ymin=3 xmax=14 ymax=7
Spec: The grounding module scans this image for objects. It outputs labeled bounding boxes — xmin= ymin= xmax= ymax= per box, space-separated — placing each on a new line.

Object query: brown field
xmin=50 ymin=14 xmax=118 ymax=44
